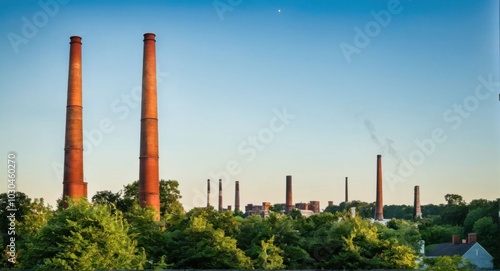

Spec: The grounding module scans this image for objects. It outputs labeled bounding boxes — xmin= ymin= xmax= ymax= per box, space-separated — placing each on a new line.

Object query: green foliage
xmin=93 ymin=180 xmax=185 ymax=217
xmin=17 ymin=198 xmax=54 ymax=240
xmin=441 ymin=194 xmax=468 ymax=226
xmin=164 ymin=213 xmax=253 ymax=269
xmin=251 ymin=236 xmax=285 ymax=270
xmin=324 ymin=200 xmax=375 ymax=218
xmin=186 ymin=206 xmax=241 ymax=236
xmin=424 ymin=255 xmax=476 ymax=271
xmin=419 ymin=225 xmax=463 ymax=244
xmin=269 ymin=203 xmax=283 ymax=213
xmin=463 ymin=208 xmax=488 ymax=233
xmin=237 ymin=213 xmax=313 ymax=269
xmin=0 ymin=192 xmax=32 ymax=246
xmin=125 ymin=203 xmax=167 ymax=269
xmin=309 ymin=212 xmax=418 ymax=270
xmin=384 ymin=204 xmax=414 ymax=219
xmin=421 ymin=204 xmax=445 ymax=219
xmin=18 ymin=200 xmax=146 ymax=270
xmin=380 ymin=218 xmax=422 ymax=253
xmin=13 ymin=190 xmax=500 ymax=269
xmin=473 ymin=216 xmax=499 ymax=253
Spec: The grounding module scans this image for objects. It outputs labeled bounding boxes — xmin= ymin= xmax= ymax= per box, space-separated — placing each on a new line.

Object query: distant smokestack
xmin=235 ymin=181 xmax=240 ymax=212
xmin=139 ymin=33 xmax=160 ymax=218
xmin=374 ymin=155 xmax=384 ymax=221
xmin=414 ymin=185 xmax=422 ymax=219
xmin=218 ymin=179 xmax=223 ymax=211
xmin=63 ymin=36 xmax=87 ymax=207
xmin=345 ymin=177 xmax=349 ymax=203
xmin=227 ymin=205 xmax=232 ymax=211
xmin=207 ymin=179 xmax=210 ymax=207
xmin=328 ymin=201 xmax=333 ymax=207
xmin=285 ymin=175 xmax=293 ymax=213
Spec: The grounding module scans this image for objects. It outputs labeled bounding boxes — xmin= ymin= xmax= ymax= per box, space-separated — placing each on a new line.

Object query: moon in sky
xmin=278 ymin=9 xmax=282 ymax=13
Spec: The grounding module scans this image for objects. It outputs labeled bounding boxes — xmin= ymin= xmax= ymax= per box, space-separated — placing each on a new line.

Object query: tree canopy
xmin=4 ymin=187 xmax=499 ymax=269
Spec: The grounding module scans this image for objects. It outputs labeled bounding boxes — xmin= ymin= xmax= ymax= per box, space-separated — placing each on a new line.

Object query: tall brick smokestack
xmin=414 ymin=185 xmax=422 ymax=219
xmin=374 ymin=154 xmax=384 ymax=221
xmin=63 ymin=36 xmax=87 ymax=206
xmin=207 ymin=179 xmax=210 ymax=207
xmin=218 ymin=179 xmax=223 ymax=211
xmin=345 ymin=177 xmax=349 ymax=203
xmin=235 ymin=181 xmax=240 ymax=212
xmin=139 ymin=33 xmax=160 ymax=218
xmin=285 ymin=175 xmax=293 ymax=213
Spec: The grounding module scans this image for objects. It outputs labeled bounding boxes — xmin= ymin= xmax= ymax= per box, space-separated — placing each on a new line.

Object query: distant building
xmin=245 ymin=202 xmax=271 ymax=217
xmin=294 ymin=201 xmax=320 ymax=214
xmin=427 ymin=233 xmax=493 ymax=269
xmin=309 ymin=201 xmax=320 ymax=213
xmin=245 ymin=200 xmax=321 ymax=217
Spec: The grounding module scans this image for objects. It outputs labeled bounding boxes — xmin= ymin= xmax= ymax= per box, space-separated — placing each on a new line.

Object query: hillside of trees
xmin=1 ymin=180 xmax=498 ymax=270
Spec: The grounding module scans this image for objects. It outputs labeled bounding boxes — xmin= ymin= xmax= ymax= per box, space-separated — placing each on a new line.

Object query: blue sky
xmin=0 ymin=0 xmax=499 ymax=210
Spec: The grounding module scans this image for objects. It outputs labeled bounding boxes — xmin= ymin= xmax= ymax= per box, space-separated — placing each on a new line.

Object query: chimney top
xmin=69 ymin=36 xmax=82 ymax=44
xmin=143 ymin=33 xmax=156 ymax=41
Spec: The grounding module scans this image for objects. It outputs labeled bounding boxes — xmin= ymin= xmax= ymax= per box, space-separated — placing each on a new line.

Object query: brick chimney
xmin=63 ymin=36 xmax=87 ymax=207
xmin=468 ymin=233 xmax=477 ymax=244
xmin=414 ymin=185 xmax=422 ymax=219
xmin=285 ymin=175 xmax=293 ymax=213
xmin=218 ymin=179 xmax=223 ymax=211
xmin=374 ymin=155 xmax=384 ymax=221
xmin=207 ymin=179 xmax=210 ymax=207
xmin=138 ymin=33 xmax=160 ymax=218
xmin=328 ymin=201 xmax=333 ymax=207
xmin=235 ymin=181 xmax=240 ymax=212
xmin=452 ymin=234 xmax=460 ymax=245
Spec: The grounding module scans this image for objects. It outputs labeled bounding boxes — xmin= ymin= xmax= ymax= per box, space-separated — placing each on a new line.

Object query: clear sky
xmin=0 ymin=0 xmax=499 ymax=211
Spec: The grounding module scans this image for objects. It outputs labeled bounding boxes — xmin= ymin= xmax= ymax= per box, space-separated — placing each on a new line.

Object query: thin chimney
xmin=139 ymin=33 xmax=160 ymax=218
xmin=452 ymin=234 xmax=460 ymax=245
xmin=345 ymin=177 xmax=349 ymax=203
xmin=63 ymin=36 xmax=87 ymax=207
xmin=285 ymin=175 xmax=293 ymax=213
xmin=235 ymin=181 xmax=240 ymax=212
xmin=207 ymin=179 xmax=210 ymax=207
xmin=374 ymin=154 xmax=384 ymax=221
xmin=414 ymin=185 xmax=422 ymax=219
xmin=218 ymin=179 xmax=223 ymax=211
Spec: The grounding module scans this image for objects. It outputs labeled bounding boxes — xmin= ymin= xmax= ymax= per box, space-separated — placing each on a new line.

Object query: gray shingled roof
xmin=427 ymin=242 xmax=475 ymax=257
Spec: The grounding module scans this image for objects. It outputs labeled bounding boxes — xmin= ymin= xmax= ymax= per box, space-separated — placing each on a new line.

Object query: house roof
xmin=427 ymin=242 xmax=475 ymax=257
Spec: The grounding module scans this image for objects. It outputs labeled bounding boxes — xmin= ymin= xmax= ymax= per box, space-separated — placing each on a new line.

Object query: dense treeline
xmin=325 ymin=194 xmax=500 ymax=268
xmin=0 ymin=182 xmax=498 ymax=270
